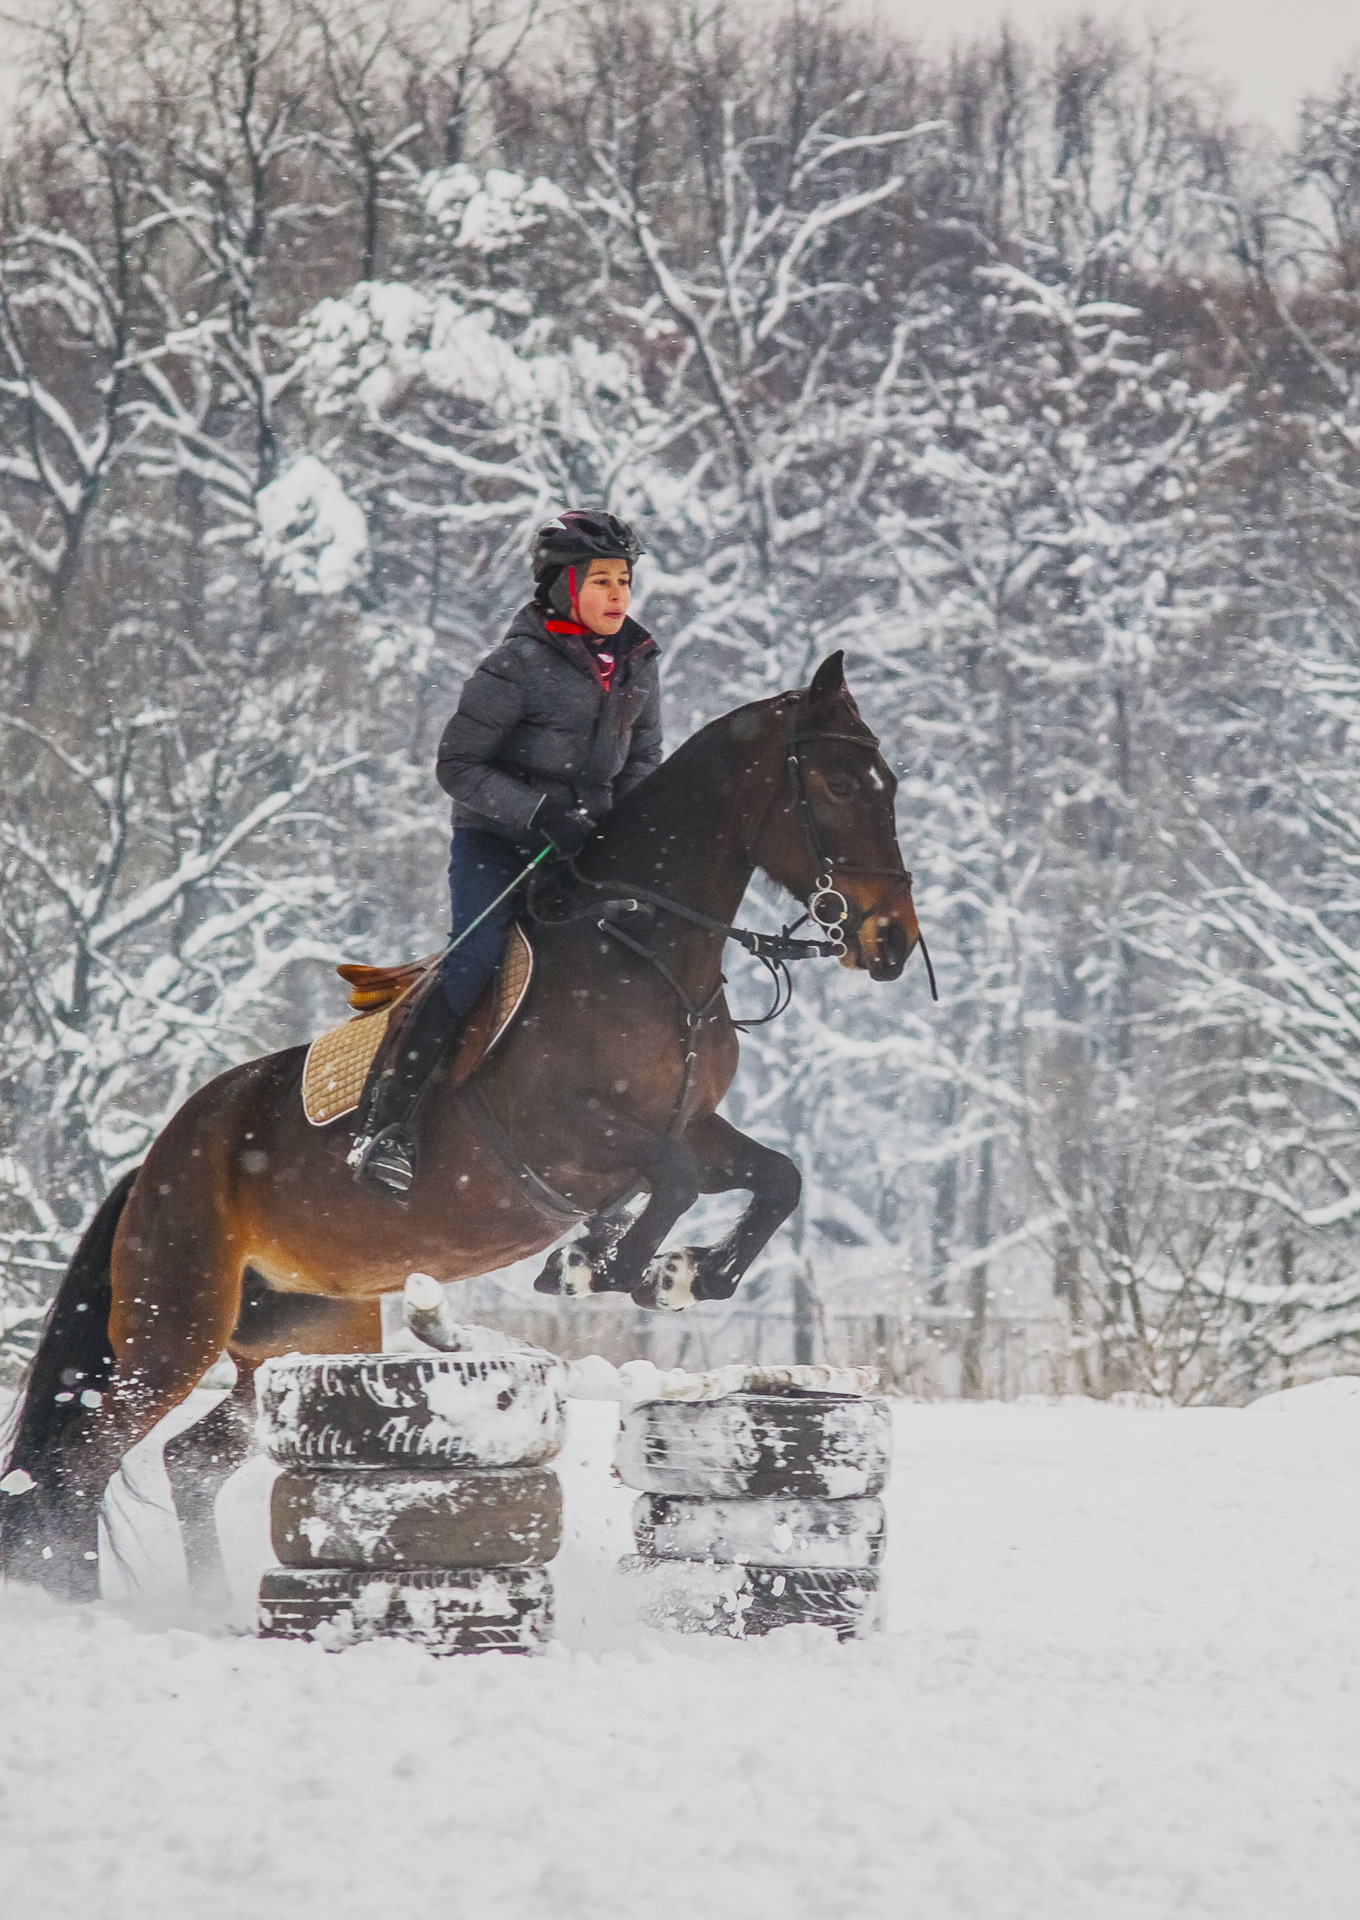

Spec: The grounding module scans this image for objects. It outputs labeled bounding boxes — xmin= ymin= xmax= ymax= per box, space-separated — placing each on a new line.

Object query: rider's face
xmin=573 ymin=558 xmax=632 ymax=636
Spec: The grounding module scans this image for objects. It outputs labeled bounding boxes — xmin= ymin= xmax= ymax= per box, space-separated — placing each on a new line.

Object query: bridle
xmin=480 ymin=710 xmax=938 ymax=1211
xmin=527 ymin=713 xmax=938 ymax=1028
xmin=750 ymin=723 xmax=939 ymax=1001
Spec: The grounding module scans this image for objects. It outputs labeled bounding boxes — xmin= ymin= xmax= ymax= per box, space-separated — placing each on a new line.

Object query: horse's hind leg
xmin=2 ymin=1394 xmax=167 ymax=1602
xmin=164 ymin=1283 xmax=381 ymax=1609
xmin=161 ymin=1369 xmax=260 ymax=1612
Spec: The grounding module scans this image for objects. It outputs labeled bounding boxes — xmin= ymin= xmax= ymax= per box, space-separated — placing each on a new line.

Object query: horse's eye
xmin=825 ymin=777 xmax=854 ymax=801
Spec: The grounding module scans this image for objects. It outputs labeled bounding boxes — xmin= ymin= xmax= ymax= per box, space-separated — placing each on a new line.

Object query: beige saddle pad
xmin=302 ymin=923 xmax=534 ymax=1127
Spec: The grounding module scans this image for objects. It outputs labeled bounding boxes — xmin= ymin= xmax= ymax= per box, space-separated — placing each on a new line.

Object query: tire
xmin=257 ymin=1565 xmax=553 ymax=1653
xmin=619 ymin=1558 xmax=881 ymax=1641
xmin=256 ymin=1350 xmax=565 ymax=1470
xmin=632 ymin=1493 xmax=885 ymax=1569
xmin=615 ymin=1392 xmax=891 ymax=1500
xmin=271 ymin=1467 xmax=562 ymax=1570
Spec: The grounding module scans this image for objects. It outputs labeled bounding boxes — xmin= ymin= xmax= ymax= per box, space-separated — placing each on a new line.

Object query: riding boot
xmin=350 ymin=986 xmax=464 ymax=1202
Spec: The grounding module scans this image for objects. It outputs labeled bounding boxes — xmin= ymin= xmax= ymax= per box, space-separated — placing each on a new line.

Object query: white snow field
xmin=4 ymin=1382 xmax=1360 ymax=1919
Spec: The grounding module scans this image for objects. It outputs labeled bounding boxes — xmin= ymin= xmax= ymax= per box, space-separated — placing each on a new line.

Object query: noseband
xmin=773 ymin=727 xmax=938 ymax=1001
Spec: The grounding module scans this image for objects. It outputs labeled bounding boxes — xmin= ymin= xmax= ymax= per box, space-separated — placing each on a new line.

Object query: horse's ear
xmin=807 ymin=651 xmax=846 ymax=712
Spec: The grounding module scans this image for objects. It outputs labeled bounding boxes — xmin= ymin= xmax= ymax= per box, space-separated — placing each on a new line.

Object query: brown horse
xmin=0 ymin=653 xmax=923 ymax=1603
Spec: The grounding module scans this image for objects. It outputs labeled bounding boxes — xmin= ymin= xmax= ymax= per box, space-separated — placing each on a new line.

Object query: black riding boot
xmin=350 ymin=986 xmax=463 ymax=1202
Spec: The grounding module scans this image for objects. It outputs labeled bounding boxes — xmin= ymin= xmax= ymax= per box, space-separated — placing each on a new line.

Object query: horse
xmin=0 ymin=652 xmax=924 ymax=1604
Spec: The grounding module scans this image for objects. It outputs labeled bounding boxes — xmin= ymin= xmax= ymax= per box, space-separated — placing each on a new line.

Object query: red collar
xmin=545 ymin=617 xmax=617 ymax=691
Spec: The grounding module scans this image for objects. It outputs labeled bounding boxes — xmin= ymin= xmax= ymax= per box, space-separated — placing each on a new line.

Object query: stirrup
xmin=351 ymin=1125 xmax=417 ymax=1201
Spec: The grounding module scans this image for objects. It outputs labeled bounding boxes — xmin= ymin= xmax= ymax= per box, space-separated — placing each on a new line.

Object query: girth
xmin=455 ymin=1082 xmax=588 ymax=1228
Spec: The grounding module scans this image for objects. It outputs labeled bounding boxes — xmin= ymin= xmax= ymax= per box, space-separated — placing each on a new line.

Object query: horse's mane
xmin=620 ymin=674 xmax=873 ymax=811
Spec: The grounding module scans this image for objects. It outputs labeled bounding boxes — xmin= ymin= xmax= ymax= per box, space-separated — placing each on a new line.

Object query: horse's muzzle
xmin=844 ymin=913 xmax=911 ymax=982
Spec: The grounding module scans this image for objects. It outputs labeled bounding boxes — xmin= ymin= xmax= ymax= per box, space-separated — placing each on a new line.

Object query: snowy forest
xmin=3 ymin=0 xmax=1360 ymax=1400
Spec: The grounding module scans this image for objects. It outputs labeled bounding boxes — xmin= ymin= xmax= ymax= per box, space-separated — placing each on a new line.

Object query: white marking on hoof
xmin=554 ymin=1247 xmax=597 ymax=1298
xmin=645 ymin=1251 xmax=698 ymax=1312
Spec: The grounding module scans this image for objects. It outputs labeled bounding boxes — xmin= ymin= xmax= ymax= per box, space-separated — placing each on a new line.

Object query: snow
xmin=566 ymin=1356 xmax=880 ymax=1402
xmin=255 ymin=455 xmax=367 ymax=595
xmin=418 ymin=165 xmax=572 ymax=253
xmin=295 ymin=280 xmax=638 ymax=441
xmin=3 ymin=1387 xmax=1360 ymax=1917
xmin=1244 ymin=1374 xmax=1360 ymax=1417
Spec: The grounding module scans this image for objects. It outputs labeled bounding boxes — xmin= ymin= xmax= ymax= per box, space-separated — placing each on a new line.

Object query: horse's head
xmin=749 ymin=652 xmax=925 ymax=986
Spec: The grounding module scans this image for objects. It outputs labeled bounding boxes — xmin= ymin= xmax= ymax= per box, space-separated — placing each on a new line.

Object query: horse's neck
xmin=593 ymin=731 xmax=757 ymax=932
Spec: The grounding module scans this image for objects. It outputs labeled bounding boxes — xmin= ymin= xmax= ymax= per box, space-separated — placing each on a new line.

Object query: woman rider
xmin=351 ymin=509 xmax=662 ymax=1200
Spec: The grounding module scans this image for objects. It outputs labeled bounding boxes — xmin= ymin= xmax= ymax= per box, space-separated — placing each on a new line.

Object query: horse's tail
xmin=0 ymin=1169 xmax=138 ymax=1568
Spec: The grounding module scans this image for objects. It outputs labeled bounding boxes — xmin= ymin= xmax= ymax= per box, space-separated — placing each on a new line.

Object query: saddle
xmin=336 ymin=953 xmax=443 ymax=1011
xmin=301 ymin=925 xmax=535 ymax=1127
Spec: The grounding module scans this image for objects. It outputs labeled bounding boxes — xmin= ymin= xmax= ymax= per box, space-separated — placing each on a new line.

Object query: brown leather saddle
xmin=335 ymin=953 xmax=443 ymax=1011
xmin=302 ymin=927 xmax=534 ymax=1127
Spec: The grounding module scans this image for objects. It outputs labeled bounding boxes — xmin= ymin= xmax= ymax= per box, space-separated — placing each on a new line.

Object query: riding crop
xmin=439 ymin=845 xmax=553 ymax=962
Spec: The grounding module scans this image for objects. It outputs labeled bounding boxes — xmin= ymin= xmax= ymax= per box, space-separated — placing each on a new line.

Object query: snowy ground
xmin=4 ymin=1382 xmax=1360 ymax=1919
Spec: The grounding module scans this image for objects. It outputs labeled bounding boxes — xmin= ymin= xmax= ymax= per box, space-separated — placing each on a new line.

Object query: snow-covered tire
xmin=632 ymin=1493 xmax=885 ymax=1569
xmin=271 ymin=1467 xmax=562 ymax=1570
xmin=257 ymin=1565 xmax=553 ymax=1653
xmin=616 ymin=1392 xmax=891 ymax=1500
xmin=256 ymin=1350 xmax=565 ymax=1470
xmin=620 ymin=1557 xmax=881 ymax=1641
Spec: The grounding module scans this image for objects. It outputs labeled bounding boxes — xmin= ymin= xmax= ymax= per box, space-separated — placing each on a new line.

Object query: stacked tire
xmin=616 ymin=1390 xmax=891 ymax=1640
xmin=254 ymin=1348 xmax=565 ymax=1654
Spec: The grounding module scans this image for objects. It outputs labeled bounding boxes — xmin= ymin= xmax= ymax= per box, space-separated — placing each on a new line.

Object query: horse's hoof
xmin=533 ymin=1246 xmax=597 ymax=1298
xmin=633 ymin=1250 xmax=699 ymax=1312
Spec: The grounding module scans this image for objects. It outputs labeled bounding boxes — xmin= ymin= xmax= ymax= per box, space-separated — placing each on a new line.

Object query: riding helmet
xmin=531 ymin=510 xmax=644 ymax=611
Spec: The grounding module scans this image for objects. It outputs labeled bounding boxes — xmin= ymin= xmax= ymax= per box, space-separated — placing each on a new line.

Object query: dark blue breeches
xmin=438 ymin=827 xmax=527 ymax=1018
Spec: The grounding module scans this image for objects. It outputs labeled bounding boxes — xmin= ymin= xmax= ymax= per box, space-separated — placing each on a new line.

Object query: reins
xmin=526 ymin=862 xmax=834 ymax=1029
xmin=525 ymin=715 xmax=939 ymax=1043
xmin=477 ymin=709 xmax=939 ymax=1207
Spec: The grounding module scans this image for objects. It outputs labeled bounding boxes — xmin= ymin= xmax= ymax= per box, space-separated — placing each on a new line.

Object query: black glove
xmin=534 ymin=797 xmax=594 ymax=858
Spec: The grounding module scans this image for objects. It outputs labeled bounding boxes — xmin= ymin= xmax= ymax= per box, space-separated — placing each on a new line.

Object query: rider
xmin=352 ymin=509 xmax=662 ymax=1199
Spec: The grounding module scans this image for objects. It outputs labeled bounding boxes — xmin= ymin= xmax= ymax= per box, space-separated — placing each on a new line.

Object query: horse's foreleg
xmin=632 ymin=1111 xmax=802 ymax=1310
xmin=534 ymin=1107 xmax=700 ymax=1301
xmin=532 ymin=1199 xmax=638 ymax=1299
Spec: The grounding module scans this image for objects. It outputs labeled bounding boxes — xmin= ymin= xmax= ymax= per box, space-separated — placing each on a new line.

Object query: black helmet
xmin=531 ymin=509 xmax=643 ymax=584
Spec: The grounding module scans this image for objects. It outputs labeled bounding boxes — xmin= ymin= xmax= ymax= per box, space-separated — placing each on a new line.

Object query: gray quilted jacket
xmin=435 ymin=603 xmax=663 ymax=842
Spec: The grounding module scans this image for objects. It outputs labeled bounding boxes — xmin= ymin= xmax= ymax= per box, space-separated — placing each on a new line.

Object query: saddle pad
xmin=302 ymin=1003 xmax=392 ymax=1127
xmin=302 ymin=924 xmax=534 ymax=1127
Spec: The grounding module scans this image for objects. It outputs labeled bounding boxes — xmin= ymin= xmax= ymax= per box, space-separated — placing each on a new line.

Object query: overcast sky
xmin=873 ymin=1 xmax=1359 ymax=131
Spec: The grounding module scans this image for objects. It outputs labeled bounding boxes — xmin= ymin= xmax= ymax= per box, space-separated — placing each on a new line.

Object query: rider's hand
xmin=534 ymin=797 xmax=594 ymax=858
